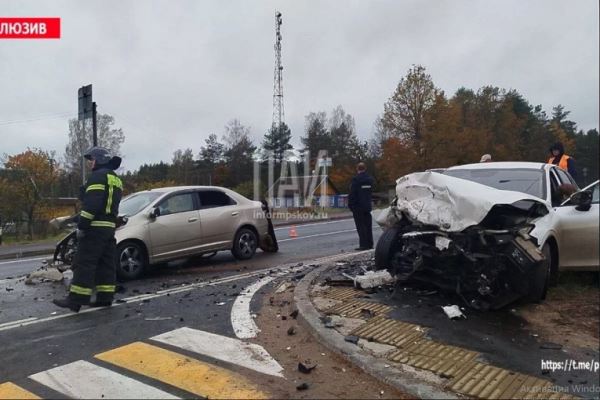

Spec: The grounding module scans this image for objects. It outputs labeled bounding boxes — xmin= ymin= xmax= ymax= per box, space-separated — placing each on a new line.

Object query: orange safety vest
xmin=548 ymin=154 xmax=570 ymax=171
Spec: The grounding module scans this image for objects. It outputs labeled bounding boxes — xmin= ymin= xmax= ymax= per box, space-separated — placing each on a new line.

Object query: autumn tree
xmin=0 ymin=149 xmax=59 ymax=239
xmin=380 ymin=65 xmax=438 ymax=144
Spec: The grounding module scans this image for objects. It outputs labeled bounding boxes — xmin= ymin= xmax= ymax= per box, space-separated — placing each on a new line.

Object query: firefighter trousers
xmin=68 ymin=228 xmax=117 ymax=304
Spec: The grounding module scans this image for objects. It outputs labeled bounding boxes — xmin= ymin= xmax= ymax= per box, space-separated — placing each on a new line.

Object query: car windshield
xmin=443 ymin=168 xmax=546 ymax=199
xmin=119 ymin=192 xmax=163 ymax=216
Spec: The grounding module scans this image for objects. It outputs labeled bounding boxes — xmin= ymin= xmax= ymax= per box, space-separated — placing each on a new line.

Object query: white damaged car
xmin=375 ymin=162 xmax=599 ymax=310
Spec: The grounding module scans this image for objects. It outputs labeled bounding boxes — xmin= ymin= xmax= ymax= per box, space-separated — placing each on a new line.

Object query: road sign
xmin=78 ymin=85 xmax=93 ymax=120
xmin=318 ymin=157 xmax=332 ymax=167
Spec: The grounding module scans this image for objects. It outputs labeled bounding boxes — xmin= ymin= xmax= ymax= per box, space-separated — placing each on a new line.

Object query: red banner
xmin=0 ymin=17 xmax=61 ymax=39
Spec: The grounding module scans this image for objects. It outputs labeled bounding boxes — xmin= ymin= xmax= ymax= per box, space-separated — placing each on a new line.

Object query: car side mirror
xmin=570 ymin=190 xmax=593 ymax=212
xmin=149 ymin=207 xmax=160 ymax=219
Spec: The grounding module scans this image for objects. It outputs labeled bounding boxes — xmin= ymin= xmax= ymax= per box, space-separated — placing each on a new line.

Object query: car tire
xmin=374 ymin=227 xmax=401 ymax=271
xmin=526 ymin=243 xmax=551 ymax=303
xmin=232 ymin=228 xmax=258 ymax=260
xmin=116 ymin=241 xmax=147 ymax=281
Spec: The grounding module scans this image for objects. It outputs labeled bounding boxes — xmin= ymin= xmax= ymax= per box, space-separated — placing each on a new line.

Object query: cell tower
xmin=272 ymin=11 xmax=284 ymax=129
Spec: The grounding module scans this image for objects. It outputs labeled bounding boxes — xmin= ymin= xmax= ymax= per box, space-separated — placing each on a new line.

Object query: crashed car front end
xmin=375 ymin=172 xmax=550 ymax=310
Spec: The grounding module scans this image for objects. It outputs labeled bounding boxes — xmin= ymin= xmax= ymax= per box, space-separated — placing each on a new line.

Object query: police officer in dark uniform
xmin=348 ymin=162 xmax=374 ymax=250
xmin=53 ymin=147 xmax=123 ymax=312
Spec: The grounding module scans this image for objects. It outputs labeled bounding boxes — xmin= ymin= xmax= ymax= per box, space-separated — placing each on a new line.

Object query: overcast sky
xmin=1 ymin=0 xmax=598 ymax=171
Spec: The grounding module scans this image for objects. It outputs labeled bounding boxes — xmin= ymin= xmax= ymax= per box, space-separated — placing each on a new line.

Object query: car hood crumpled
xmin=394 ymin=171 xmax=549 ymax=232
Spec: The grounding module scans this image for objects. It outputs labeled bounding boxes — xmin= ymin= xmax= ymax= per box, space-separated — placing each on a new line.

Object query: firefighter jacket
xmin=78 ymin=167 xmax=123 ymax=230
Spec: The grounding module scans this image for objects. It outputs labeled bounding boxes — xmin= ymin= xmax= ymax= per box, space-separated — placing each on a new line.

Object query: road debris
xmin=289 ymin=309 xmax=299 ymax=319
xmin=144 ymin=317 xmax=172 ymax=321
xmin=287 ymin=326 xmax=296 ymax=336
xmin=25 ymin=268 xmax=64 ymax=285
xmin=296 ymin=382 xmax=309 ymax=391
xmin=442 ymin=305 xmax=466 ymax=319
xmin=539 ymin=342 xmax=563 ymax=350
xmin=344 ymin=335 xmax=359 ymax=344
xmin=275 ymin=281 xmax=293 ymax=293
xmin=298 ymin=361 xmax=316 ymax=374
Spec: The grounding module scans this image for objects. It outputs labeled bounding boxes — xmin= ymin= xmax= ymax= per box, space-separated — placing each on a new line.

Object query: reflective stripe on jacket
xmin=78 ymin=168 xmax=123 ymax=230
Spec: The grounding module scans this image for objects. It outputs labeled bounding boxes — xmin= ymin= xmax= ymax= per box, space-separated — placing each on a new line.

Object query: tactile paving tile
xmin=349 ymin=315 xmax=427 ymax=346
xmin=319 ymin=287 xmax=363 ymax=301
xmin=387 ymin=339 xmax=479 ymax=377
xmin=324 ymin=299 xmax=393 ymax=319
xmin=446 ymin=361 xmax=580 ymax=399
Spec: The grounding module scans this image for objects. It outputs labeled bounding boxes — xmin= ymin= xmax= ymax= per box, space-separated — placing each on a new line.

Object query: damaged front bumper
xmin=375 ymin=172 xmax=550 ymax=310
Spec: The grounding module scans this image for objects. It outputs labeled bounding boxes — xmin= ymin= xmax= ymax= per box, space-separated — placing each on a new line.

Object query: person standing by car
xmin=548 ymin=142 xmax=577 ymax=179
xmin=53 ymin=147 xmax=123 ymax=312
xmin=348 ymin=162 xmax=374 ymax=250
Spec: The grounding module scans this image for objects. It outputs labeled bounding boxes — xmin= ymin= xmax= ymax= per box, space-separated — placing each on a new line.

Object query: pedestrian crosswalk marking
xmin=152 ymin=327 xmax=284 ymax=377
xmin=0 ymin=382 xmax=39 ymax=400
xmin=29 ymin=360 xmax=179 ymax=399
xmin=95 ymin=341 xmax=268 ymax=399
xmin=0 ymin=382 xmax=39 ymax=399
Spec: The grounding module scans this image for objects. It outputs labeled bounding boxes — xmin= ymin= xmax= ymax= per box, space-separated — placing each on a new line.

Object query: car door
xmin=554 ymin=182 xmax=599 ymax=269
xmin=196 ymin=190 xmax=239 ymax=249
xmin=148 ymin=191 xmax=202 ymax=260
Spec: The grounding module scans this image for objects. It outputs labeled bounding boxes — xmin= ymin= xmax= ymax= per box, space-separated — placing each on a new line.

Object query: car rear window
xmin=443 ymin=168 xmax=546 ymax=199
xmin=198 ymin=190 xmax=236 ymax=209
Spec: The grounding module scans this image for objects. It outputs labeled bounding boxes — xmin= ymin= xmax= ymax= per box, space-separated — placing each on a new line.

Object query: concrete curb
xmin=294 ymin=260 xmax=456 ymax=399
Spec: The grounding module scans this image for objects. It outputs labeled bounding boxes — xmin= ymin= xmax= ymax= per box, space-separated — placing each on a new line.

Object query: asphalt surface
xmin=0 ymin=218 xmax=379 ymax=280
xmin=0 ymin=218 xmax=382 ymax=397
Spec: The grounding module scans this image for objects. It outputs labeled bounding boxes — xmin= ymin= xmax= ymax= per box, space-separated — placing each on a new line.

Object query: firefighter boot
xmin=53 ymin=297 xmax=83 ymax=312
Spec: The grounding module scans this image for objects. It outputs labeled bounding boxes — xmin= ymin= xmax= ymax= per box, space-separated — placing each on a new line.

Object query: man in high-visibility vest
xmin=53 ymin=147 xmax=123 ymax=312
xmin=547 ymin=142 xmax=577 ymax=179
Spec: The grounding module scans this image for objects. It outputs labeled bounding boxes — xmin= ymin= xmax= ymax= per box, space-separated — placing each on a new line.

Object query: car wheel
xmin=232 ymin=228 xmax=258 ymax=260
xmin=116 ymin=241 xmax=147 ymax=281
xmin=526 ymin=243 xmax=551 ymax=303
xmin=374 ymin=227 xmax=401 ymax=271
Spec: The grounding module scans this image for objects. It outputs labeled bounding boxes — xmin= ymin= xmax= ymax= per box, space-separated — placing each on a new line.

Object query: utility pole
xmin=272 ymin=11 xmax=284 ymax=130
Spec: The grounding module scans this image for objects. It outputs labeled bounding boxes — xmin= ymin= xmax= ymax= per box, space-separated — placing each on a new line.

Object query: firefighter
xmin=53 ymin=147 xmax=123 ymax=312
xmin=548 ymin=142 xmax=577 ymax=179
xmin=348 ymin=162 xmax=374 ymax=250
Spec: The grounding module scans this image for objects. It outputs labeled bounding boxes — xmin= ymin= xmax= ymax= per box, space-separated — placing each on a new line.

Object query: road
xmin=0 ymin=218 xmax=379 ymax=280
xmin=0 ymin=218 xmax=383 ymax=398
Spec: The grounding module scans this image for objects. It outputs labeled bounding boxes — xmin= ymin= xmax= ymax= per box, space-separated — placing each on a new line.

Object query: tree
xmin=222 ymin=119 xmax=256 ymax=187
xmin=168 ymin=148 xmax=195 ymax=184
xmin=573 ymin=128 xmax=599 ymax=185
xmin=380 ymin=65 xmax=438 ymax=144
xmin=199 ymin=134 xmax=225 ymax=167
xmin=301 ymin=111 xmax=331 ymax=162
xmin=262 ymin=122 xmax=293 ymax=163
xmin=63 ymin=114 xmax=125 ymax=186
xmin=0 ymin=149 xmax=58 ymax=239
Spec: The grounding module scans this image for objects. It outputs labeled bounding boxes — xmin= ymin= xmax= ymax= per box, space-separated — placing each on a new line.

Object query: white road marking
xmin=230 ymin=276 xmax=274 ymax=339
xmin=0 ymin=317 xmax=37 ymax=328
xmin=0 ymin=256 xmax=48 ymax=266
xmin=279 ymin=229 xmax=357 ymax=242
xmin=273 ymin=218 xmax=353 ymax=231
xmin=0 ymin=251 xmax=371 ymax=333
xmin=152 ymin=327 xmax=284 ymax=378
xmin=29 ymin=360 xmax=179 ymax=399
